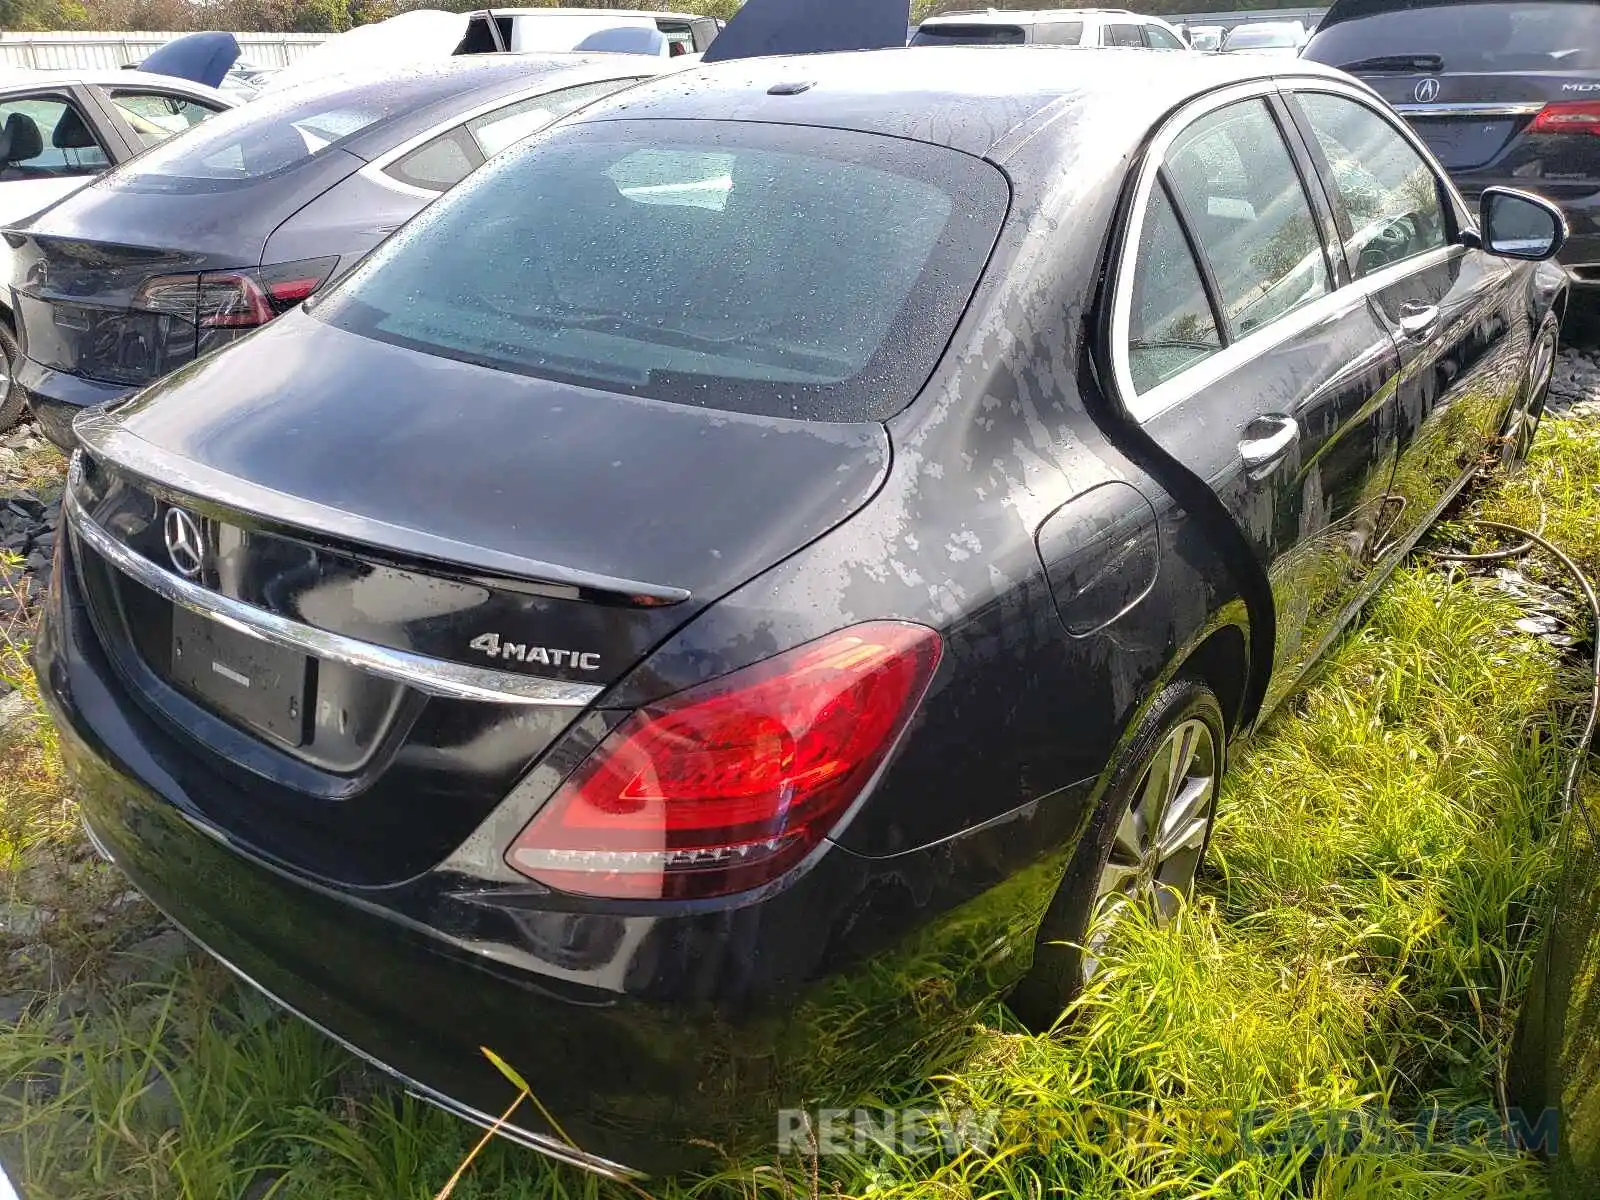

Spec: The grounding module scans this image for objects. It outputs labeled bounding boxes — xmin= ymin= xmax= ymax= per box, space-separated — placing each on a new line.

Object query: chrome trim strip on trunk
xmin=72 ymin=412 xmax=691 ymax=606
xmin=1393 ymin=102 xmax=1545 ymax=117
xmin=65 ymin=484 xmax=605 ymax=709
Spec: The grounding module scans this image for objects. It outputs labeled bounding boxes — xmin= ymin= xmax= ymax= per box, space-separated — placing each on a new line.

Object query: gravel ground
xmin=1550 ymin=339 xmax=1600 ymax=419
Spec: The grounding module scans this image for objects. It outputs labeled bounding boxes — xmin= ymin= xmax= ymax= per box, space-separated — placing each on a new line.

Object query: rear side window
xmin=911 ymin=23 xmax=1027 ymax=45
xmin=317 ymin=120 xmax=1008 ymax=422
xmin=1305 ymin=2 xmax=1600 ymax=72
xmin=1164 ymin=100 xmax=1330 ymax=338
xmin=1034 ymin=21 xmax=1085 ymax=45
xmin=1103 ymin=23 xmax=1147 ymax=46
xmin=1128 ymin=183 xmax=1222 ymax=393
xmin=467 ymin=80 xmax=639 ymax=158
xmin=386 ymin=127 xmax=480 ymax=192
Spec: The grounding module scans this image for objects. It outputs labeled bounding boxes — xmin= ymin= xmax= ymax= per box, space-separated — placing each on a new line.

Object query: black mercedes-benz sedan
xmin=35 ymin=48 xmax=1568 ymax=1177
xmin=1302 ymin=0 xmax=1600 ymax=289
xmin=4 ymin=55 xmax=669 ymax=451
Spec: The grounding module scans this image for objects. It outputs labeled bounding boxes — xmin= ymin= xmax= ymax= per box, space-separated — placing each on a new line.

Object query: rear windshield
xmin=109 ymin=74 xmax=465 ymax=190
xmin=1305 ymin=1 xmax=1600 ymax=72
xmin=1224 ymin=24 xmax=1302 ymax=48
xmin=314 ymin=120 xmax=1008 ymax=422
xmin=912 ymin=23 xmax=1028 ymax=45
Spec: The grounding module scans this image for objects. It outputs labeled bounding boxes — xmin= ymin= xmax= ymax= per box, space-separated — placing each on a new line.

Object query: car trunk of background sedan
xmin=11 ymin=228 xmax=336 ymax=390
xmin=1303 ymin=1 xmax=1600 ymax=176
xmin=3 ymin=74 xmax=463 ymax=400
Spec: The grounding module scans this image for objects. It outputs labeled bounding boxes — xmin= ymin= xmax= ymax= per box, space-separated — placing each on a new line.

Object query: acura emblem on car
xmin=164 ymin=507 xmax=206 ymax=580
xmin=1414 ymin=78 xmax=1441 ymax=103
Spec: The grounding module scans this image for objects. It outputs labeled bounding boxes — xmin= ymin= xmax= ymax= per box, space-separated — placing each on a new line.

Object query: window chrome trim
xmin=1109 ymin=73 xmax=1471 ymax=424
xmin=1393 ymin=102 xmax=1544 ymax=118
xmin=64 ymin=480 xmax=604 ymax=709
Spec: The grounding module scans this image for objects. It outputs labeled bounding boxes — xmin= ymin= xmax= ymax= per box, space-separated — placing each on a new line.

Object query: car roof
xmin=920 ymin=8 xmax=1144 ymax=24
xmin=578 ymin=46 xmax=1351 ymax=160
xmin=0 ymin=67 xmax=232 ymax=100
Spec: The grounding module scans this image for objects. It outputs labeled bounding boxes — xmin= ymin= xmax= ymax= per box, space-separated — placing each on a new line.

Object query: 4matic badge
xmin=469 ymin=633 xmax=601 ymax=672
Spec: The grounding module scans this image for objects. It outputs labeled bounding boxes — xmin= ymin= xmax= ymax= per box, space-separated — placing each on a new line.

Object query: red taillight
xmin=196 ymin=271 xmax=274 ymax=328
xmin=506 ymin=623 xmax=943 ymax=900
xmin=133 ymin=256 xmax=339 ymax=331
xmin=1529 ymin=101 xmax=1600 ymax=136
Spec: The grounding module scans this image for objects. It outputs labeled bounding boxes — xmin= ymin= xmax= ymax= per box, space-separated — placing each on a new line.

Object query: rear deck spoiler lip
xmin=72 ymin=410 xmax=693 ymax=608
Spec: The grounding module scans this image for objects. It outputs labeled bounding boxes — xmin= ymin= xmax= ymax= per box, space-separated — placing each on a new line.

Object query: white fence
xmin=0 ymin=31 xmax=334 ymax=71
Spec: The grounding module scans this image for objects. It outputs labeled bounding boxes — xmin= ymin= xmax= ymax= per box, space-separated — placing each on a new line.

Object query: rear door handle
xmin=1239 ymin=415 xmax=1300 ymax=474
xmin=1398 ymin=301 xmax=1441 ymax=341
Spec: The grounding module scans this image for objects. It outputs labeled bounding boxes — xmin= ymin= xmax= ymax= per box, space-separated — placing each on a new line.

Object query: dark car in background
xmin=4 ymin=55 xmax=667 ymax=450
xmin=35 ymin=46 xmax=1568 ymax=1176
xmin=1303 ymin=0 xmax=1600 ymax=287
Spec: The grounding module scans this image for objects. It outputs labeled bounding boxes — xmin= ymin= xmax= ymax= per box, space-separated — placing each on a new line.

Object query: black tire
xmin=1503 ymin=316 xmax=1560 ymax=468
xmin=1008 ymin=677 xmax=1226 ymax=1031
xmin=0 ymin=320 xmax=23 ymax=433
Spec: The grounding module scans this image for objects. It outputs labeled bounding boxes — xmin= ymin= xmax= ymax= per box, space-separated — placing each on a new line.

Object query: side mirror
xmin=1479 ymin=187 xmax=1567 ymax=261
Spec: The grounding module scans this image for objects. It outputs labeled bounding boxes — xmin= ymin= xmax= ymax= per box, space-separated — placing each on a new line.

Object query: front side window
xmin=1163 ymin=99 xmax=1331 ymax=340
xmin=316 ymin=120 xmax=1008 ymax=422
xmin=1146 ymin=25 xmax=1185 ymax=48
xmin=107 ymin=91 xmax=221 ymax=149
xmin=1127 ymin=182 xmax=1223 ymax=394
xmin=0 ymin=96 xmax=109 ymax=178
xmin=1295 ymin=92 xmax=1448 ymax=278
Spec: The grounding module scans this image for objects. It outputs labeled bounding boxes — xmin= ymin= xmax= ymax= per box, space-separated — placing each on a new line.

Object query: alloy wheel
xmin=1084 ymin=716 xmax=1218 ymax=978
xmin=1504 ymin=326 xmax=1559 ymax=467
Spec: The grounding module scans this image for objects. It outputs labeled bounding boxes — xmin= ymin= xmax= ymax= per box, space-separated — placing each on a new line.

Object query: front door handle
xmin=1398 ymin=301 xmax=1441 ymax=341
xmin=1239 ymin=415 xmax=1301 ymax=474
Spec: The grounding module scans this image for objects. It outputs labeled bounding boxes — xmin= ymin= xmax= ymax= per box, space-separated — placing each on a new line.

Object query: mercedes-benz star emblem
xmin=164 ymin=508 xmax=206 ymax=580
xmin=1414 ymin=78 xmax=1441 ymax=103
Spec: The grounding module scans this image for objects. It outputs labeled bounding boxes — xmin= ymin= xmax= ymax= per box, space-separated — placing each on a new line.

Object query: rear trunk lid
xmin=1362 ymin=71 xmax=1600 ymax=173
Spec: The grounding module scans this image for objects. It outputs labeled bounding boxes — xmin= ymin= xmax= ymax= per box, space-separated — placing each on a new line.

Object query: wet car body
xmin=36 ymin=49 xmax=1567 ymax=1175
xmin=1302 ymin=0 xmax=1600 ymax=286
xmin=5 ymin=55 xmax=669 ymax=450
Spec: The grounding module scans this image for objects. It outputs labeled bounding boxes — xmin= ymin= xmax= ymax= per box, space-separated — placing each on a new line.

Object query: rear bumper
xmin=1554 ymin=192 xmax=1600 ymax=284
xmin=34 ymin=531 xmax=1068 ymax=1174
xmin=17 ymin=358 xmax=132 ymax=451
